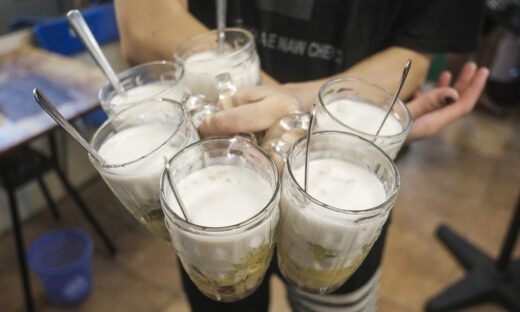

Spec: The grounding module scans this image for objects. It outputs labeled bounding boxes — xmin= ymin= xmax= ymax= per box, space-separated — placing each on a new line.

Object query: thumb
xmin=406 ymin=87 xmax=459 ymax=119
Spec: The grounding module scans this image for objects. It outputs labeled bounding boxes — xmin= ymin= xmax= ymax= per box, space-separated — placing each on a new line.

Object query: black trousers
xmin=180 ymin=218 xmax=391 ymax=312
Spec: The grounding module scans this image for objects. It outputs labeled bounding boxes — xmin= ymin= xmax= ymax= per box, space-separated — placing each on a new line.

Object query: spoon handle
xmin=304 ymin=103 xmax=317 ymax=192
xmin=164 ymin=157 xmax=191 ymax=222
xmin=375 ymin=59 xmax=412 ymax=136
xmin=67 ymin=10 xmax=126 ymax=96
xmin=33 ymin=88 xmax=105 ymax=164
xmin=216 ymin=0 xmax=227 ymax=53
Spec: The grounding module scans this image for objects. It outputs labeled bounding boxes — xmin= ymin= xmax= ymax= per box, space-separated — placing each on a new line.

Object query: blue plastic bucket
xmin=27 ymin=229 xmax=94 ymax=305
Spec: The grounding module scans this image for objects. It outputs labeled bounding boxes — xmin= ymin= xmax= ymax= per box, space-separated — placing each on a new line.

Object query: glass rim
xmin=89 ymin=98 xmax=187 ymax=169
xmin=174 ymin=27 xmax=255 ymax=65
xmin=286 ymin=131 xmax=400 ymax=216
xmin=160 ymin=136 xmax=280 ymax=233
xmin=318 ymin=77 xmax=413 ymax=140
xmin=98 ymin=60 xmax=184 ymax=105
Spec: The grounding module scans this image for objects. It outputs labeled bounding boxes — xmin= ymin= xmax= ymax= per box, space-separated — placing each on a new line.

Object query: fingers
xmin=407 ymin=62 xmax=483 ymax=120
xmin=435 ymin=67 xmax=488 ymax=123
xmin=436 ymin=70 xmax=452 ymax=88
xmin=199 ymin=93 xmax=300 ymax=136
xmin=234 ymin=86 xmax=275 ymax=105
xmin=453 ymin=62 xmax=477 ymax=92
xmin=458 ymin=67 xmax=490 ymax=108
xmin=406 ymin=87 xmax=459 ymax=119
xmin=406 ymin=66 xmax=489 ymax=142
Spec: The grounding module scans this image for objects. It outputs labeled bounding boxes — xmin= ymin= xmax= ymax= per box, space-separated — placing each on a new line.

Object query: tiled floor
xmin=1 ymin=107 xmax=519 ymax=312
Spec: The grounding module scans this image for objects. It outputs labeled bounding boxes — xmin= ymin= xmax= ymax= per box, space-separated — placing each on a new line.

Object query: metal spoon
xmin=304 ymin=103 xmax=318 ymax=192
xmin=67 ymin=10 xmax=126 ymax=96
xmin=33 ymin=88 xmax=105 ymax=164
xmin=375 ymin=59 xmax=412 ymax=136
xmin=216 ymin=0 xmax=227 ymax=54
xmin=163 ymin=157 xmax=191 ymax=222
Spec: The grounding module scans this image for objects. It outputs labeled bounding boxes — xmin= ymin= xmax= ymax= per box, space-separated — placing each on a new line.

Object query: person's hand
xmin=405 ymin=62 xmax=489 ymax=143
xmin=198 ymin=85 xmax=305 ymax=137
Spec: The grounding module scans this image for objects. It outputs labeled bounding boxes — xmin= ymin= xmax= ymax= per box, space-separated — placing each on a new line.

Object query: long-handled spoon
xmin=375 ymin=59 xmax=412 ymax=136
xmin=67 ymin=10 xmax=126 ymax=96
xmin=163 ymin=157 xmax=191 ymax=222
xmin=304 ymin=103 xmax=318 ymax=192
xmin=216 ymin=0 xmax=227 ymax=54
xmin=33 ymin=88 xmax=105 ymax=164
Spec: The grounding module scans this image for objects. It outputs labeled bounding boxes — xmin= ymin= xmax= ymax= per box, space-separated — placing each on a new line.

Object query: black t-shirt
xmin=180 ymin=2 xmax=486 ymax=309
xmin=189 ymin=0 xmax=485 ymax=83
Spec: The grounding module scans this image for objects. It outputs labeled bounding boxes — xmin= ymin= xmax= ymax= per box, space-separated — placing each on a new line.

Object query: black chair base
xmin=426 ymin=225 xmax=520 ymax=311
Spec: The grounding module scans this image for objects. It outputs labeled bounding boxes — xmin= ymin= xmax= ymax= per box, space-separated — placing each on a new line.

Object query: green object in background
xmin=426 ymin=54 xmax=446 ymax=82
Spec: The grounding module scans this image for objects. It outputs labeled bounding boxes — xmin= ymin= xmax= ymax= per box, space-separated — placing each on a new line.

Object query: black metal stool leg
xmin=436 ymin=225 xmax=493 ymax=270
xmin=36 ymin=175 xmax=60 ymax=221
xmin=426 ymin=191 xmax=520 ymax=311
xmin=7 ymin=187 xmax=35 ymax=312
xmin=426 ymin=272 xmax=493 ymax=311
xmin=53 ymin=167 xmax=117 ymax=256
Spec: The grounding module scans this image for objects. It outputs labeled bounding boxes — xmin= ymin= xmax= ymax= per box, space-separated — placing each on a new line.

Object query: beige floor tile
xmin=158 ymin=292 xmax=191 ymax=312
xmin=467 ymin=193 xmax=520 ymax=259
xmin=0 ymin=235 xmax=47 ymax=312
xmin=377 ymin=293 xmax=415 ymax=312
xmin=393 ymin=135 xmax=494 ymax=238
xmin=160 ymin=301 xmax=191 ymax=312
xmin=440 ymin=111 xmax=513 ymax=159
xmin=115 ymin=227 xmax=183 ymax=293
xmin=380 ymin=224 xmax=463 ymax=311
xmin=464 ymin=134 xmax=520 ymax=259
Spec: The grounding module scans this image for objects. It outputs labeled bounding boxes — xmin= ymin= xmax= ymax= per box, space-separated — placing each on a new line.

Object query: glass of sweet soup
xmin=277 ymin=131 xmax=399 ymax=294
xmin=160 ymin=137 xmax=280 ymax=302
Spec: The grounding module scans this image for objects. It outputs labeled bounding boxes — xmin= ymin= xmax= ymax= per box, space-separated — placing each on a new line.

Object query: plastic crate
xmin=33 ymin=3 xmax=119 ymax=56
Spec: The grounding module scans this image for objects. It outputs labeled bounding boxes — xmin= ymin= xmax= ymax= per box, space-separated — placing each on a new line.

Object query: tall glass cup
xmin=277 ymin=131 xmax=399 ymax=294
xmin=264 ymin=78 xmax=412 ymax=160
xmin=316 ymin=78 xmax=412 ymax=159
xmin=174 ymin=28 xmax=261 ymax=103
xmin=160 ymin=137 xmax=280 ymax=302
xmin=98 ymin=61 xmax=186 ymax=116
xmin=89 ymin=98 xmax=199 ymax=240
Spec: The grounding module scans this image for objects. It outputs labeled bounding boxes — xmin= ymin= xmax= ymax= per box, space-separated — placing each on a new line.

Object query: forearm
xmin=114 ymin=0 xmax=279 ymax=85
xmin=285 ymin=47 xmax=431 ymax=111
xmin=114 ymin=0 xmax=208 ymax=64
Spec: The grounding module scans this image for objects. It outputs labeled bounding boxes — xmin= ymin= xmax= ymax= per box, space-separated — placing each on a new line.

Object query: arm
xmin=114 ymin=0 xmax=206 ymax=65
xmin=199 ymin=46 xmax=431 ymax=135
xmin=286 ymin=47 xmax=431 ymax=111
xmin=114 ymin=0 xmax=278 ymax=84
xmin=264 ymin=62 xmax=488 ymax=171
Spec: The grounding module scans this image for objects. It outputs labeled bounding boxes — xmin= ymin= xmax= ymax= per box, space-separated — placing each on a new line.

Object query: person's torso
xmin=189 ymin=0 xmax=405 ymax=82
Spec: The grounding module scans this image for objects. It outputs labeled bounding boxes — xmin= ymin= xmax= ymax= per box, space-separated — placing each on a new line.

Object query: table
xmin=0 ymin=45 xmax=105 ymax=157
